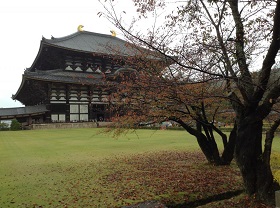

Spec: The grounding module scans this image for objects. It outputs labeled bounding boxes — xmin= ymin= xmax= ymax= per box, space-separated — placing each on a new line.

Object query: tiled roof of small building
xmin=0 ymin=105 xmax=48 ymax=118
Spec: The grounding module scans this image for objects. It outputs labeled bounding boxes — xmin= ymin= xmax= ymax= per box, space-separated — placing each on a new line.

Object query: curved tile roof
xmin=42 ymin=31 xmax=141 ymax=56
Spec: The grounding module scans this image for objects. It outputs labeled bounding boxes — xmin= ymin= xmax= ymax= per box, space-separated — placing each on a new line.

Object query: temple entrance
xmin=91 ymin=104 xmax=106 ymax=122
xmin=97 ymin=114 xmax=104 ymax=122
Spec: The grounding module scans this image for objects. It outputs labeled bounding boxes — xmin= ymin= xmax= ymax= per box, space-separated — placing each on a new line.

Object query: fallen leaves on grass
xmin=97 ymin=151 xmax=243 ymax=207
xmin=3 ymin=151 xmax=272 ymax=207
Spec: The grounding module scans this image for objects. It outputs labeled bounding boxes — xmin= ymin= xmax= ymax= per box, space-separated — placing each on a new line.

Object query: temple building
xmin=0 ymin=28 xmax=169 ymax=127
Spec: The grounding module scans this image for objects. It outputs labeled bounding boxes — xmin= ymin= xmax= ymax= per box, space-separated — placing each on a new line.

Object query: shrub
xmin=10 ymin=119 xmax=21 ymax=131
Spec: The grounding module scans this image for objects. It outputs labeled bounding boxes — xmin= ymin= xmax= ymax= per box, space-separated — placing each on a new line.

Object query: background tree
xmin=0 ymin=122 xmax=9 ymax=131
xmin=99 ymin=0 xmax=280 ymax=203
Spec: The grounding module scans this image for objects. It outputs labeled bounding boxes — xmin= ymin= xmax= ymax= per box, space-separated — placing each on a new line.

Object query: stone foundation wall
xmin=30 ymin=122 xmax=112 ymax=130
xmin=276 ymin=190 xmax=280 ymax=208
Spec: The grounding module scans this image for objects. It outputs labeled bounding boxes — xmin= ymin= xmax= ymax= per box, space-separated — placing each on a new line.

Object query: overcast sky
xmin=1 ymin=1 xmax=274 ymax=109
xmin=0 ymin=0 xmax=136 ymax=108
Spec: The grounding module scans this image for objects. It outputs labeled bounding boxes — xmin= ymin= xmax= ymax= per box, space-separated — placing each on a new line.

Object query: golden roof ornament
xmin=110 ymin=30 xmax=116 ymax=37
xmin=77 ymin=25 xmax=84 ymax=32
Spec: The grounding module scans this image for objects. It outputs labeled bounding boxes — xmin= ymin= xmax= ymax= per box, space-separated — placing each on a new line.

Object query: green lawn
xmin=0 ymin=128 xmax=198 ymax=162
xmin=0 ymin=128 xmax=279 ymax=207
xmin=0 ymin=129 xmax=197 ymax=207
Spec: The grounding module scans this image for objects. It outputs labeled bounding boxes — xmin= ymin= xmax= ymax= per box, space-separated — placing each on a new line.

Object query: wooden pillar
xmin=276 ymin=190 xmax=280 ymax=208
xmin=65 ymin=84 xmax=70 ymax=122
xmin=88 ymin=86 xmax=93 ymax=121
xmin=45 ymin=104 xmax=51 ymax=123
xmin=27 ymin=116 xmax=32 ymax=125
xmin=45 ymin=83 xmax=52 ymax=123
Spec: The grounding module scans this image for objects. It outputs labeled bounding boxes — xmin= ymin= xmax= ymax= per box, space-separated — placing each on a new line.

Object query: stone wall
xmin=276 ymin=190 xmax=280 ymax=208
xmin=30 ymin=122 xmax=112 ymax=130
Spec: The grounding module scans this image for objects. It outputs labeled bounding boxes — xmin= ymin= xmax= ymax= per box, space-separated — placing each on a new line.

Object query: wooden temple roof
xmin=23 ymin=69 xmax=110 ymax=85
xmin=27 ymin=30 xmax=166 ymax=73
xmin=12 ymin=69 xmax=118 ymax=105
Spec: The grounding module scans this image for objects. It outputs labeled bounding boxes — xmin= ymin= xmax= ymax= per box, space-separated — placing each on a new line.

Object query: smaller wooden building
xmin=0 ymin=105 xmax=48 ymax=126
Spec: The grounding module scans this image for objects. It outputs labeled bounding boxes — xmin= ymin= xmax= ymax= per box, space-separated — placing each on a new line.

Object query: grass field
xmin=0 ymin=128 xmax=279 ymax=207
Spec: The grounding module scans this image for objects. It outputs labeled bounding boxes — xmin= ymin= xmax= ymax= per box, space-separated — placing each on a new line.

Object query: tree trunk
xmin=195 ymin=132 xmax=224 ymax=165
xmin=235 ymin=118 xmax=278 ymax=203
xmin=176 ymin=119 xmax=232 ymax=166
xmin=221 ymin=123 xmax=236 ymax=165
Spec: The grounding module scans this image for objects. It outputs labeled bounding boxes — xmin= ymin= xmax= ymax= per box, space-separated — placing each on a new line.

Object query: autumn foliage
xmin=99 ymin=0 xmax=280 ymax=204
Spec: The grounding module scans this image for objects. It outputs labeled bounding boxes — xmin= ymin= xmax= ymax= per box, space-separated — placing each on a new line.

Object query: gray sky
xmin=0 ymin=0 xmax=135 ymax=108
